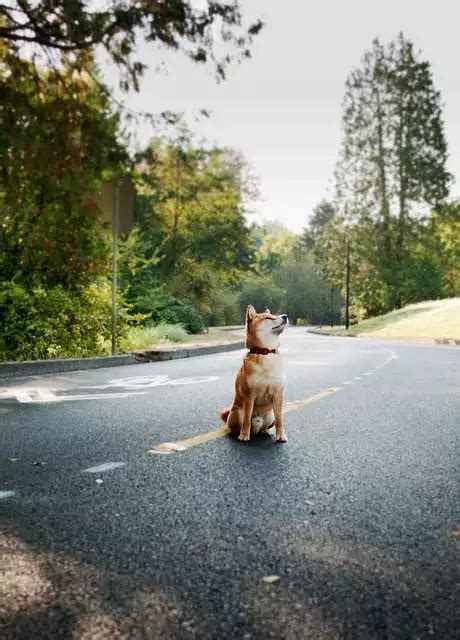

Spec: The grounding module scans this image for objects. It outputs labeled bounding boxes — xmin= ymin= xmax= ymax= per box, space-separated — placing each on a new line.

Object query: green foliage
xmin=333 ymin=33 xmax=452 ymax=311
xmin=237 ymin=276 xmax=285 ymax=320
xmin=120 ymin=324 xmax=188 ymax=351
xmin=0 ymin=282 xmax=127 ymax=361
xmin=274 ymin=247 xmax=340 ymax=324
xmin=0 ymin=43 xmax=126 ymax=289
xmin=121 ymin=129 xmax=256 ymax=328
xmin=428 ymin=202 xmax=460 ymax=296
xmin=1 ymin=2 xmax=263 ymax=90
xmin=206 ymin=287 xmax=241 ymax=326
xmin=301 ymin=200 xmax=336 ymax=249
xmin=131 ymin=287 xmax=204 ymax=334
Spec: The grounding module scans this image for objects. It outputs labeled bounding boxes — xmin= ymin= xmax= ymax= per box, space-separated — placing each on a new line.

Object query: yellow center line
xmin=148 ymin=387 xmax=341 ymax=455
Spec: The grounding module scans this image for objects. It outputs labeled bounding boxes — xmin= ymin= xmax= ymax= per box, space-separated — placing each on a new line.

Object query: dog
xmin=220 ymin=305 xmax=288 ymax=442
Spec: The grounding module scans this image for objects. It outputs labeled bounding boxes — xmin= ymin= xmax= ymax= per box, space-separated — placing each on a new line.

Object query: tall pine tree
xmin=335 ymin=33 xmax=451 ymax=308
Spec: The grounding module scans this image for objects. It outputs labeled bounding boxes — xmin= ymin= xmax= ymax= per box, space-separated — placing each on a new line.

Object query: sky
xmin=102 ymin=0 xmax=460 ymax=232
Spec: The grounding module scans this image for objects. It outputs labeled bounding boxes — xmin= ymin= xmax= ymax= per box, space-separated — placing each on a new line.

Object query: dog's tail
xmin=220 ymin=407 xmax=231 ymax=424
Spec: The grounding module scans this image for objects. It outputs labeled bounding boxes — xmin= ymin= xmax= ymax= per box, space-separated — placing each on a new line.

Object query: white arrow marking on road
xmin=167 ymin=376 xmax=219 ymax=386
xmin=82 ymin=462 xmax=126 ymax=474
xmin=11 ymin=389 xmax=147 ymax=404
xmin=79 ymin=375 xmax=219 ymax=390
xmin=0 ymin=490 xmax=16 ymax=500
xmin=288 ymin=361 xmax=330 ymax=365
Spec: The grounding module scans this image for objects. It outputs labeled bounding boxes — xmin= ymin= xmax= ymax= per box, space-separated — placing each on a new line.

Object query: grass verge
xmin=312 ymin=298 xmax=460 ymax=342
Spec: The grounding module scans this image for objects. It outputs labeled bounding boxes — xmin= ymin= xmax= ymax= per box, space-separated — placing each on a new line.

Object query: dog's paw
xmin=238 ymin=433 xmax=251 ymax=442
xmin=276 ymin=433 xmax=288 ymax=443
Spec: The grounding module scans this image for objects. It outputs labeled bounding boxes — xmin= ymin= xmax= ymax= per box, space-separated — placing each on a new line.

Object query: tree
xmin=0 ymin=1 xmax=263 ymax=90
xmin=122 ymin=129 xmax=255 ymax=318
xmin=0 ymin=43 xmax=126 ymax=289
xmin=301 ymin=199 xmax=336 ymax=249
xmin=335 ymin=34 xmax=452 ymax=309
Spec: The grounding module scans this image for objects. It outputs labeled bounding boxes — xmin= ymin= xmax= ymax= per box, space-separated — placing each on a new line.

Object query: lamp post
xmin=345 ymin=239 xmax=351 ymax=330
xmin=111 ymin=183 xmax=120 ymax=355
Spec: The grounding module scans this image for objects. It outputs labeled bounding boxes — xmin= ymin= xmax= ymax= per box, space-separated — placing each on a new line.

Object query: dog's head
xmin=245 ymin=305 xmax=288 ymax=349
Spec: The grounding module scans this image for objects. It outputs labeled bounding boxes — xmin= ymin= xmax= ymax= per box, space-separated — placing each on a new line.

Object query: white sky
xmin=102 ymin=0 xmax=460 ymax=232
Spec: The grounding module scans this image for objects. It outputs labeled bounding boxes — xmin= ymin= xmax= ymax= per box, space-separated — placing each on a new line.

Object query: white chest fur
xmin=248 ymin=354 xmax=285 ymax=389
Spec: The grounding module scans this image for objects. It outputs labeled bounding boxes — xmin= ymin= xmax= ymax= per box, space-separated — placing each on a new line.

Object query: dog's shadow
xmin=226 ymin=430 xmax=287 ymax=451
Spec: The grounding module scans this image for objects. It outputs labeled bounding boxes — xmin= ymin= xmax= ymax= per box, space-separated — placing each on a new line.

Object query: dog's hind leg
xmin=222 ymin=406 xmax=241 ymax=435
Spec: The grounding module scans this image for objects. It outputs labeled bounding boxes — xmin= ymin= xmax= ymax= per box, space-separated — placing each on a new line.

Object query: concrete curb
xmin=132 ymin=340 xmax=244 ymax=362
xmin=0 ymin=353 xmax=136 ymax=379
xmin=0 ymin=340 xmax=244 ymax=379
xmin=307 ymin=328 xmax=356 ymax=338
xmin=307 ymin=329 xmax=459 ymax=345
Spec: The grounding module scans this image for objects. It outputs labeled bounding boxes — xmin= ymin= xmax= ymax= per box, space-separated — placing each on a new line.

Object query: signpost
xmin=98 ymin=179 xmax=135 ymax=354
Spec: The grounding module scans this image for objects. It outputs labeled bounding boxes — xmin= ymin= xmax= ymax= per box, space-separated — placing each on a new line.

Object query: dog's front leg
xmin=238 ymin=394 xmax=255 ymax=441
xmin=273 ymin=389 xmax=287 ymax=443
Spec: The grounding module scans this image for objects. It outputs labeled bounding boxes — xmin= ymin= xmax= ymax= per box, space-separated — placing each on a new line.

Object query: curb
xmin=0 ymin=353 xmax=136 ymax=379
xmin=307 ymin=329 xmax=356 ymax=338
xmin=307 ymin=329 xmax=459 ymax=345
xmin=132 ymin=340 xmax=244 ymax=362
xmin=0 ymin=340 xmax=244 ymax=380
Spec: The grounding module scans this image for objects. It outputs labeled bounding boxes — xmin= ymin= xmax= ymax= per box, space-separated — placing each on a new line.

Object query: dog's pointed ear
xmin=265 ymin=308 xmax=271 ymax=314
xmin=246 ymin=305 xmax=256 ymax=324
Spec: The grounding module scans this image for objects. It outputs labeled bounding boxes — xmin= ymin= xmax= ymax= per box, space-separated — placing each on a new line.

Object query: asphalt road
xmin=1 ymin=328 xmax=459 ymax=639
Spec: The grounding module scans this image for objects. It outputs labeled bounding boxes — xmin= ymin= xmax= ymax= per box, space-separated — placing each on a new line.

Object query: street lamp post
xmin=112 ymin=183 xmax=120 ymax=355
xmin=345 ymin=239 xmax=351 ymax=330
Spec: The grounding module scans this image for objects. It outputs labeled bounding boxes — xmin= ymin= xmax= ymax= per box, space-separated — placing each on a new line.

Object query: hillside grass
xmin=315 ymin=298 xmax=460 ymax=341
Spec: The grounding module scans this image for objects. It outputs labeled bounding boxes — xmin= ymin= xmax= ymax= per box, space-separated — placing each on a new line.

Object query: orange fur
xmin=221 ymin=305 xmax=288 ymax=442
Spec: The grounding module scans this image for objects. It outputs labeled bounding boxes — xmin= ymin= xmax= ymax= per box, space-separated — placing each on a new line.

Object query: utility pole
xmin=345 ymin=239 xmax=351 ymax=330
xmin=330 ymin=285 xmax=334 ymax=327
xmin=112 ymin=183 xmax=120 ymax=355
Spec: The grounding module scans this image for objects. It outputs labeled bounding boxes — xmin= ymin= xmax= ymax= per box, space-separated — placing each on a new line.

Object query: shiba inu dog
xmin=220 ymin=305 xmax=288 ymax=442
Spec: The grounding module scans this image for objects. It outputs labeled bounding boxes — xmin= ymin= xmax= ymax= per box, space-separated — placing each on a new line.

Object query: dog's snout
xmin=281 ymin=314 xmax=288 ymax=323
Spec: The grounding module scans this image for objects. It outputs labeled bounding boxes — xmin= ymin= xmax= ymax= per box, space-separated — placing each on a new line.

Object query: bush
xmin=205 ymin=287 xmax=240 ymax=326
xmin=120 ymin=324 xmax=188 ymax=350
xmin=131 ymin=289 xmax=205 ymax=334
xmin=0 ymin=281 xmax=128 ymax=361
xmin=237 ymin=276 xmax=285 ymax=320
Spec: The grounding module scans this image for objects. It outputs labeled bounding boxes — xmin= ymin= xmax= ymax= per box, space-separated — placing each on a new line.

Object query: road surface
xmin=1 ymin=328 xmax=459 ymax=639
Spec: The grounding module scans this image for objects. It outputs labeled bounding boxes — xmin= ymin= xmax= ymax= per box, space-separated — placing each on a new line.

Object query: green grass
xmin=315 ymin=298 xmax=460 ymax=341
xmin=120 ymin=324 xmax=189 ymax=351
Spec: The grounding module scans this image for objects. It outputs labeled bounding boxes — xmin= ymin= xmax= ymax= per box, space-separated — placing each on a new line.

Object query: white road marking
xmin=12 ymin=390 xmax=146 ymax=404
xmin=82 ymin=462 xmax=126 ymax=474
xmin=288 ymin=360 xmax=329 ymax=365
xmin=79 ymin=375 xmax=219 ymax=390
xmin=342 ymin=381 xmax=353 ymax=385
xmin=167 ymin=376 xmax=219 ymax=386
xmin=0 ymin=490 xmax=15 ymax=500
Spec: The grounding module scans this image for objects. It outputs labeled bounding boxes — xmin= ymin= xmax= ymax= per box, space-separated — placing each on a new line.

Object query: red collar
xmin=248 ymin=347 xmax=278 ymax=355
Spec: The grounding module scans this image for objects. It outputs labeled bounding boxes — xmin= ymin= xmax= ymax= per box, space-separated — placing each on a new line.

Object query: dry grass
xmin=314 ymin=298 xmax=460 ymax=342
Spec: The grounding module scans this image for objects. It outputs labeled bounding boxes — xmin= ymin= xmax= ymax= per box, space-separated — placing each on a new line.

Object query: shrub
xmin=132 ymin=289 xmax=205 ymax=334
xmin=0 ymin=281 xmax=128 ymax=361
xmin=205 ymin=287 xmax=240 ymax=326
xmin=120 ymin=323 xmax=188 ymax=350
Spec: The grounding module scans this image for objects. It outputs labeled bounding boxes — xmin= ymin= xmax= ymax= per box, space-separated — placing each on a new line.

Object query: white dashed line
xmin=342 ymin=381 xmax=353 ymax=385
xmin=82 ymin=462 xmax=126 ymax=474
xmin=0 ymin=490 xmax=15 ymax=500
